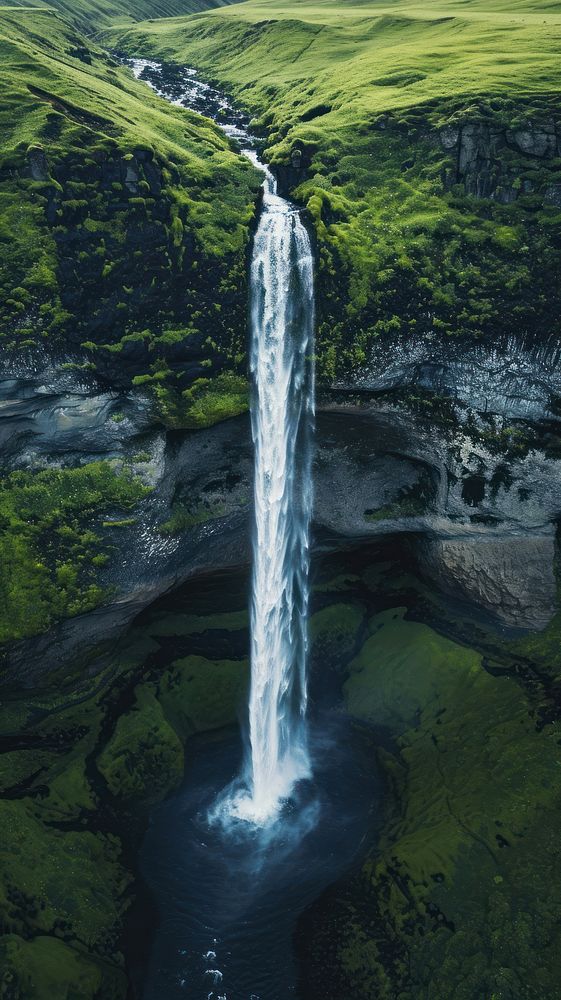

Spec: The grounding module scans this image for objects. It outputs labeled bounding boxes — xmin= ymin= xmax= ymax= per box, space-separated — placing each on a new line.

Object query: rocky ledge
xmin=2 ymin=331 xmax=560 ymax=682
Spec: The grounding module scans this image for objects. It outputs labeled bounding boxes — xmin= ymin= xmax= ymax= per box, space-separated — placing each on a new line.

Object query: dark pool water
xmin=138 ymin=712 xmax=381 ymax=1000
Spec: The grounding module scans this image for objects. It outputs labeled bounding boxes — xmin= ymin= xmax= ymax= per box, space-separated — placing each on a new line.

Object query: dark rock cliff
xmin=440 ymin=120 xmax=561 ymax=204
xmin=3 ymin=329 xmax=560 ymax=683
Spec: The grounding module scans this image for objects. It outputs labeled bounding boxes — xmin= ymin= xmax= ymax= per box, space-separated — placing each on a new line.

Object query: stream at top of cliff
xmin=125 ymin=58 xmax=381 ymax=1000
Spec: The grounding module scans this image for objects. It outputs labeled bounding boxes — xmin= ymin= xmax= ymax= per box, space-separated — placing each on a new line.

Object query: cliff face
xmin=440 ymin=120 xmax=561 ymax=204
xmin=4 ymin=329 xmax=560 ymax=688
xmin=2 ymin=5 xmax=561 ymax=998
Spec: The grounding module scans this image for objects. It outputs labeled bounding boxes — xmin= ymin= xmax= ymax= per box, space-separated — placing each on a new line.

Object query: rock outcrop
xmin=440 ymin=119 xmax=561 ymax=203
xmin=419 ymin=533 xmax=556 ymax=630
xmin=3 ymin=327 xmax=561 ymax=682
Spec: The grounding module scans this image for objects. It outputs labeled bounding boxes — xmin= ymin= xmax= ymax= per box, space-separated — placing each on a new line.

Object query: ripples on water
xmin=138 ymin=716 xmax=380 ymax=1000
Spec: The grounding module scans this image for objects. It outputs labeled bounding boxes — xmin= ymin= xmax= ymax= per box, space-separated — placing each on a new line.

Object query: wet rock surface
xmin=3 ymin=329 xmax=561 ymax=679
xmin=418 ymin=532 xmax=557 ymax=630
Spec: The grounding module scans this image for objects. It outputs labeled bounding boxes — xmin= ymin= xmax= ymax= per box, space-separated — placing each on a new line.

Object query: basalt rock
xmin=439 ymin=119 xmax=561 ymax=203
xmin=26 ymin=145 xmax=50 ymax=182
xmin=272 ymin=145 xmax=311 ymax=196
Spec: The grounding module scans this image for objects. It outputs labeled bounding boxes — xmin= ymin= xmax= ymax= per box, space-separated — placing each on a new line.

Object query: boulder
xmin=417 ymin=532 xmax=557 ymax=629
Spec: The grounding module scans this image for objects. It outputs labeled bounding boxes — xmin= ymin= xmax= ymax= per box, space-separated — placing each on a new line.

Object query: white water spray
xmin=230 ymin=163 xmax=315 ymax=825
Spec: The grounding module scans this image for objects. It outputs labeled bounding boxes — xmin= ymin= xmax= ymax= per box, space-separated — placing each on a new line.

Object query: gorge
xmin=1 ymin=2 xmax=561 ymax=999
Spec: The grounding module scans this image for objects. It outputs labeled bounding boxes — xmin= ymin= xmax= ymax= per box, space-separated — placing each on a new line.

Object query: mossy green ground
xmin=0 ymin=599 xmax=248 ymax=997
xmin=0 ymin=934 xmax=124 ymax=1000
xmin=309 ymin=600 xmax=366 ymax=669
xmin=302 ymin=580 xmax=561 ymax=999
xmin=0 ymin=462 xmax=148 ymax=646
xmin=3 ymin=547 xmax=561 ymax=997
xmin=0 ymin=8 xmax=260 ymax=420
xmin=113 ymin=0 xmax=561 ymax=378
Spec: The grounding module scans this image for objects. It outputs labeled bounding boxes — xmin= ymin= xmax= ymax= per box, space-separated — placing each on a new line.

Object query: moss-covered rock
xmin=0 ymin=10 xmax=260 ymax=418
xmin=308 ymin=607 xmax=561 ymax=998
xmin=156 ymin=653 xmax=248 ymax=738
xmin=0 ymin=568 xmax=252 ymax=996
xmin=0 ymin=934 xmax=126 ymax=1000
xmin=97 ymin=685 xmax=184 ymax=807
xmin=345 ymin=606 xmax=485 ymax=734
xmin=0 ymin=462 xmax=148 ymax=647
xmin=112 ymin=3 xmax=561 ymax=379
xmin=309 ymin=601 xmax=366 ymax=671
xmin=0 ymin=799 xmax=130 ymax=953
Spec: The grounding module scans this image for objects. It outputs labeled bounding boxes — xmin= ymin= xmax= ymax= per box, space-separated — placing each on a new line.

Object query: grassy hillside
xmin=0 ymin=6 xmax=259 ymax=645
xmin=0 ymin=0 xmax=240 ymax=35
xmin=111 ymin=0 xmax=561 ymax=379
xmin=0 ymin=8 xmax=260 ymax=419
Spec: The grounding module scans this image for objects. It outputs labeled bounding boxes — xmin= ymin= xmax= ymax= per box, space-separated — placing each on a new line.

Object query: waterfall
xmin=129 ymin=58 xmax=316 ymax=826
xmin=231 ymin=165 xmax=315 ymax=825
xmin=130 ymin=59 xmax=314 ymax=825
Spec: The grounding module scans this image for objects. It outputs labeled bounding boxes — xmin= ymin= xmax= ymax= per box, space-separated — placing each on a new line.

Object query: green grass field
xmin=111 ymin=0 xmax=561 ymax=377
xmin=109 ymin=0 xmax=561 ymax=116
xmin=0 ymin=0 xmax=240 ymax=34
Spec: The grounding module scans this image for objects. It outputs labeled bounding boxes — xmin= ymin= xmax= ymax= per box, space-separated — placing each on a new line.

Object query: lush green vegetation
xmin=0 ymin=462 xmax=148 ymax=645
xmin=0 ymin=0 xmax=240 ymax=35
xmin=132 ymin=367 xmax=249 ymax=427
xmin=112 ymin=0 xmax=561 ymax=378
xmin=338 ymin=606 xmax=561 ymax=999
xmin=0 ymin=8 xmax=259 ymax=421
xmin=297 ymin=552 xmax=561 ymax=999
xmin=1 ymin=2 xmax=561 ymax=997
xmin=0 ymin=592 xmax=249 ymax=997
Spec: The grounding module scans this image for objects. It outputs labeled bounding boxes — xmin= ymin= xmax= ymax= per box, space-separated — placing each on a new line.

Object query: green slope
xmin=0 ymin=6 xmax=260 ymax=645
xmin=0 ymin=8 xmax=259 ymax=412
xmin=0 ymin=0 xmax=241 ymax=35
xmin=111 ymin=0 xmax=561 ymax=379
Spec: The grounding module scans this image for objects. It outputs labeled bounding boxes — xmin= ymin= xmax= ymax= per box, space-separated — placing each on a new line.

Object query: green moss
xmin=365 ymin=497 xmax=425 ymax=522
xmin=97 ymin=685 xmax=184 ymax=807
xmin=345 ymin=607 xmax=484 ymax=733
xmin=0 ymin=798 xmax=131 ymax=952
xmin=309 ymin=601 xmax=366 ymax=669
xmin=0 ymin=462 xmax=148 ymax=644
xmin=313 ymin=572 xmax=362 ymax=594
xmin=0 ymin=934 xmax=125 ymax=1000
xmin=180 ymin=372 xmax=249 ymax=428
xmin=159 ymin=501 xmax=226 ymax=534
xmin=157 ymin=654 xmax=248 ymax=739
xmin=140 ymin=369 xmax=250 ymax=429
xmin=144 ymin=609 xmax=248 ymax=637
xmin=0 ymin=10 xmax=260 ymax=401
xmin=337 ymin=607 xmax=561 ymax=997
xmin=114 ymin=0 xmax=561 ymax=377
xmin=102 ymin=517 xmax=138 ymax=528
xmin=0 ymin=593 xmax=253 ymax=997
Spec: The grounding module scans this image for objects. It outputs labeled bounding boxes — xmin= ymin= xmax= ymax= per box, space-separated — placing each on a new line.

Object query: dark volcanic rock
xmin=3 ymin=329 xmax=561 ymax=681
xmin=418 ymin=533 xmax=557 ymax=630
xmin=439 ymin=118 xmax=561 ymax=203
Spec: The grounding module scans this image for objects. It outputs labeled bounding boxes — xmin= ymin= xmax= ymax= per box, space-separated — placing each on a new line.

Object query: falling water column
xmin=233 ymin=173 xmax=315 ymax=825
